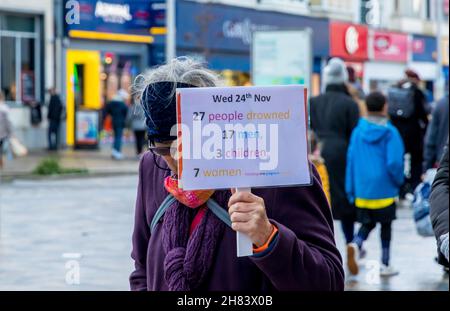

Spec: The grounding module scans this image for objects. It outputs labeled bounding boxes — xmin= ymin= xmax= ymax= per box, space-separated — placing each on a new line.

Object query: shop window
xmin=396 ymin=0 xmax=425 ymax=18
xmin=1 ymin=36 xmax=17 ymax=101
xmin=101 ymin=53 xmax=139 ymax=104
xmin=0 ymin=14 xmax=40 ymax=105
xmin=2 ymin=15 xmax=35 ymax=32
xmin=21 ymin=38 xmax=36 ymax=103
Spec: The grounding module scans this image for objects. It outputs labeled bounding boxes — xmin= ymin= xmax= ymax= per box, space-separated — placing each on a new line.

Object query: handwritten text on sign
xmin=176 ymin=85 xmax=311 ymax=190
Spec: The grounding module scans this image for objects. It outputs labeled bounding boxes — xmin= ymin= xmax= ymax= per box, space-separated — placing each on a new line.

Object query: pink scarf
xmin=164 ymin=176 xmax=214 ymax=208
xmin=162 ymin=176 xmax=226 ymax=291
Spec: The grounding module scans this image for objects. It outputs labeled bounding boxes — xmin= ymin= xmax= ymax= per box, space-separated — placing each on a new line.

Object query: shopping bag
xmin=9 ymin=137 xmax=28 ymax=157
xmin=412 ymin=169 xmax=437 ymax=237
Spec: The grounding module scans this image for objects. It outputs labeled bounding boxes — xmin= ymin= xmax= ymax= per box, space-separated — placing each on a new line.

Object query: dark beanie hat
xmin=141 ymin=81 xmax=197 ymax=143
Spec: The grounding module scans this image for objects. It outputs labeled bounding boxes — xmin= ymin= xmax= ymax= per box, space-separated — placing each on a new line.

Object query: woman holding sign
xmin=129 ymin=57 xmax=344 ymax=291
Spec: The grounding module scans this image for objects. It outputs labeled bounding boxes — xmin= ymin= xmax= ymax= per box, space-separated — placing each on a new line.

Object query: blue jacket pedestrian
xmin=345 ymin=92 xmax=406 ymax=277
xmin=346 ymin=117 xmax=405 ymax=209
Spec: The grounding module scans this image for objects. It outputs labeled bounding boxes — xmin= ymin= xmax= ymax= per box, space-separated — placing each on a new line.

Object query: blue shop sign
xmin=412 ymin=35 xmax=437 ymax=63
xmin=149 ymin=0 xmax=166 ymax=28
xmin=176 ymin=0 xmax=329 ymax=58
xmin=64 ymin=0 xmax=162 ymax=37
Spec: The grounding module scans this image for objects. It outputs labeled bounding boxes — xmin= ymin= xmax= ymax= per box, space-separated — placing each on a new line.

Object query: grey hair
xmin=132 ymin=56 xmax=222 ymax=104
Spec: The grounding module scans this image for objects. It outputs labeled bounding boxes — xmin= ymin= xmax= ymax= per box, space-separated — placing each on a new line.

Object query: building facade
xmin=59 ymin=0 xmax=160 ymax=148
xmin=0 ymin=0 xmax=55 ymax=150
xmin=180 ymin=0 xmax=448 ymax=97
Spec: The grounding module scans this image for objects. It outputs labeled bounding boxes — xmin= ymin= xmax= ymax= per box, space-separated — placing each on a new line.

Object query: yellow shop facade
xmin=63 ymin=0 xmax=164 ymax=148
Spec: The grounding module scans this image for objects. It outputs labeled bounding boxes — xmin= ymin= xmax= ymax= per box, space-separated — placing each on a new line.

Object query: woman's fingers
xmin=227 ymin=193 xmax=272 ymax=247
xmin=229 ymin=211 xmax=253 ymax=223
xmin=228 ymin=202 xmax=256 ymax=215
xmin=228 ymin=191 xmax=263 ymax=207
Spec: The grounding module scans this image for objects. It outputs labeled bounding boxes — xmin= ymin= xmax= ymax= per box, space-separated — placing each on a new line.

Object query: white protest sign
xmin=176 ymin=85 xmax=311 ymax=190
xmin=176 ymin=85 xmax=311 ymax=257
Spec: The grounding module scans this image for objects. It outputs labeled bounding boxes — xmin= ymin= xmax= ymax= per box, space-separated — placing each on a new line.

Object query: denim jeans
xmin=113 ymin=126 xmax=124 ymax=152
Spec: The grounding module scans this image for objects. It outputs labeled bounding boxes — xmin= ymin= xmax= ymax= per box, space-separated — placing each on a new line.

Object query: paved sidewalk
xmin=0 ymin=144 xmax=140 ymax=180
xmin=0 ymin=175 xmax=447 ymax=291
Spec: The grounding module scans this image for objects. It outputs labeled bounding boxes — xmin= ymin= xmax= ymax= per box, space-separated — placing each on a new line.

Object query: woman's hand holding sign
xmin=228 ymin=190 xmax=274 ymax=248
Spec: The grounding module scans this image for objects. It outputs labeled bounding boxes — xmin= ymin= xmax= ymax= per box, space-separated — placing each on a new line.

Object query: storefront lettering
xmin=345 ymin=26 xmax=360 ymax=55
xmin=374 ymin=35 xmax=401 ymax=56
xmin=94 ymin=1 xmax=132 ymax=24
xmin=222 ymin=19 xmax=275 ymax=45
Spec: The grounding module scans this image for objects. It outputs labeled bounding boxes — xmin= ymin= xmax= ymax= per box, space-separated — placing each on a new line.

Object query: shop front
xmin=0 ymin=0 xmax=54 ymax=150
xmin=364 ymin=30 xmax=409 ymax=93
xmin=329 ymin=21 xmax=368 ymax=92
xmin=175 ymin=0 xmax=329 ymax=95
xmin=410 ymin=35 xmax=438 ymax=102
xmin=64 ymin=0 xmax=154 ymax=148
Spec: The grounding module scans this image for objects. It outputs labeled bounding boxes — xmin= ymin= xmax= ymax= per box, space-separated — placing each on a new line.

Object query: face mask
xmin=164 ymin=176 xmax=214 ymax=208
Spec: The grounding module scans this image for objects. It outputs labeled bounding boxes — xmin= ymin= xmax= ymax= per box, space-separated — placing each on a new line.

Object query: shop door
xmin=66 ymin=50 xmax=101 ymax=146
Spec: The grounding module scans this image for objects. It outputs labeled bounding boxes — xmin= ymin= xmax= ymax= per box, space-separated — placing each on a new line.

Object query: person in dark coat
xmin=129 ymin=58 xmax=344 ymax=291
xmin=390 ymin=70 xmax=429 ymax=195
xmin=310 ymin=58 xmax=360 ymax=249
xmin=104 ymin=93 xmax=128 ymax=160
xmin=430 ymin=142 xmax=449 ymax=268
xmin=47 ymin=88 xmax=63 ymax=151
xmin=423 ymin=94 xmax=449 ymax=172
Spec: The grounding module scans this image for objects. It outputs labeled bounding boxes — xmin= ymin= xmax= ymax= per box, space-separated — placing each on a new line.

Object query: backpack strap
xmin=149 ymin=195 xmax=232 ymax=234
xmin=206 ymin=198 xmax=232 ymax=229
xmin=150 ymin=194 xmax=177 ymax=234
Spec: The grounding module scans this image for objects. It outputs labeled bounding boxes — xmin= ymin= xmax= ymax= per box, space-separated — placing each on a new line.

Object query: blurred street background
xmin=0 ymin=0 xmax=449 ymax=291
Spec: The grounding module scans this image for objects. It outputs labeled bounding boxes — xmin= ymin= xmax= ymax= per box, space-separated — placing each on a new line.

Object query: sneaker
xmin=380 ymin=264 xmax=399 ymax=277
xmin=347 ymin=243 xmax=359 ymax=275
xmin=405 ymin=193 xmax=415 ymax=204
xmin=111 ymin=149 xmax=124 ymax=160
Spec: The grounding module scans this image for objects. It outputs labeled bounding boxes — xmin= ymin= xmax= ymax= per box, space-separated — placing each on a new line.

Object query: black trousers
xmin=48 ymin=120 xmax=60 ymax=150
xmin=358 ymin=222 xmax=392 ymax=242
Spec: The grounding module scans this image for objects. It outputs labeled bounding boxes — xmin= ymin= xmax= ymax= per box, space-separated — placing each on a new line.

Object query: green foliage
xmin=33 ymin=158 xmax=88 ymax=176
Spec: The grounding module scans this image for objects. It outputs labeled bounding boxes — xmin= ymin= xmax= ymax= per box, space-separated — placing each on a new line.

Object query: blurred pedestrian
xmin=423 ymin=94 xmax=449 ymax=172
xmin=388 ymin=69 xmax=429 ymax=197
xmin=126 ymin=100 xmax=147 ymax=157
xmin=129 ymin=57 xmax=344 ymax=291
xmin=310 ymin=58 xmax=360 ymax=249
xmin=0 ymin=91 xmax=13 ymax=168
xmin=346 ymin=66 xmax=367 ymax=117
xmin=47 ymin=88 xmax=63 ymax=151
xmin=309 ymin=131 xmax=331 ymax=204
xmin=347 ymin=66 xmax=365 ymax=100
xmin=104 ymin=92 xmax=128 ymax=160
xmin=346 ymin=92 xmax=404 ymax=276
xmin=430 ymin=142 xmax=449 ymax=269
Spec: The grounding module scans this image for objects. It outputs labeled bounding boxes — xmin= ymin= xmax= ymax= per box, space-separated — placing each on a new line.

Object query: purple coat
xmin=130 ymin=152 xmax=345 ymax=291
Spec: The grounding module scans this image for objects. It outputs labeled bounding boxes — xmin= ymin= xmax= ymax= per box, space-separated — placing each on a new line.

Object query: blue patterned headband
xmin=140 ymin=81 xmax=197 ymax=143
